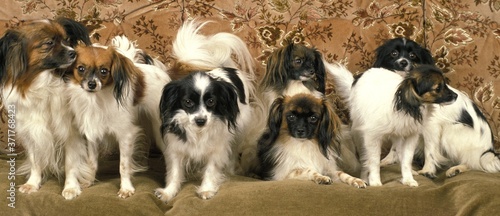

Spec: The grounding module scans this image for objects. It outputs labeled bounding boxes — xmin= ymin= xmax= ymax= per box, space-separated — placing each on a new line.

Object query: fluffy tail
xmin=173 ymin=19 xmax=255 ymax=79
xmin=110 ymin=35 xmax=167 ymax=71
xmin=480 ymin=149 xmax=500 ymax=172
xmin=324 ymin=61 xmax=354 ymax=101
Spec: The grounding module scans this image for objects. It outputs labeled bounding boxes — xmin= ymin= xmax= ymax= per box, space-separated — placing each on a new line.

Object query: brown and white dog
xmin=260 ymin=43 xmax=326 ymax=108
xmin=0 ymin=18 xmax=91 ymax=194
xmin=257 ymin=93 xmax=366 ymax=188
xmin=62 ymin=36 xmax=170 ymax=199
xmin=326 ymin=63 xmax=457 ymax=187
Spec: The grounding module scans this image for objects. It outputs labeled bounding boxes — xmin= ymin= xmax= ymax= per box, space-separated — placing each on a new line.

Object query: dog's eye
xmin=286 ymin=114 xmax=297 ymax=122
xmin=435 ymin=85 xmax=442 ymax=93
xmin=308 ymin=116 xmax=318 ymax=123
xmin=182 ymin=99 xmax=194 ymax=108
xmin=206 ymin=98 xmax=216 ymax=107
xmin=100 ymin=68 xmax=109 ymax=76
xmin=409 ymin=53 xmax=416 ymax=59
xmin=294 ymin=58 xmax=303 ymax=65
xmin=391 ymin=50 xmax=399 ymax=57
xmin=77 ymin=66 xmax=85 ymax=74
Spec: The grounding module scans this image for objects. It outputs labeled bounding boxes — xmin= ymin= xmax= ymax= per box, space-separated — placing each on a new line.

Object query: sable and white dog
xmin=374 ymin=38 xmax=500 ymax=177
xmin=260 ymin=43 xmax=326 ymax=108
xmin=155 ymin=20 xmax=259 ymax=202
xmin=62 ymin=36 xmax=170 ymax=199
xmin=0 ymin=18 xmax=91 ymax=194
xmin=258 ymin=93 xmax=366 ymax=188
xmin=326 ymin=63 xmax=457 ymax=186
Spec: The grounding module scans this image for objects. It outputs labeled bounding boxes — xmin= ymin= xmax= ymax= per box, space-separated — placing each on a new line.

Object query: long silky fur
xmin=0 ymin=19 xmax=91 ymax=196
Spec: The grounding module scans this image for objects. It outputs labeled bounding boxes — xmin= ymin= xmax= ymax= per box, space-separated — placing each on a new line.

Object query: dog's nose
xmin=195 ymin=118 xmax=206 ymax=126
xmin=88 ymin=80 xmax=97 ymax=90
xmin=399 ymin=59 xmax=408 ymax=67
xmin=68 ymin=50 xmax=76 ymax=60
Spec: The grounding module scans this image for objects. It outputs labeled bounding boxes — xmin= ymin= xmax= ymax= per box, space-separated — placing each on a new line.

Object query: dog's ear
xmin=109 ymin=48 xmax=139 ymax=104
xmin=159 ymin=81 xmax=180 ymax=136
xmin=262 ymin=45 xmax=291 ymax=91
xmin=313 ymin=49 xmax=326 ymax=94
xmin=212 ymin=80 xmax=240 ymax=131
xmin=419 ymin=46 xmax=435 ymax=65
xmin=0 ymin=30 xmax=28 ymax=86
xmin=373 ymin=41 xmax=389 ymax=68
xmin=318 ymin=99 xmax=341 ymax=159
xmin=55 ymin=17 xmax=91 ymax=47
xmin=394 ymin=77 xmax=423 ymax=122
xmin=257 ymin=97 xmax=285 ymax=179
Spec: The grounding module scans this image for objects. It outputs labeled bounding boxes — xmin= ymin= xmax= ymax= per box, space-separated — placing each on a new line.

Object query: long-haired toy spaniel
xmin=374 ymin=39 xmax=500 ymax=178
xmin=326 ymin=63 xmax=457 ymax=187
xmin=154 ymin=20 xmax=259 ymax=202
xmin=373 ymin=37 xmax=434 ymax=74
xmin=257 ymin=93 xmax=366 ymax=187
xmin=62 ymin=36 xmax=171 ymax=199
xmin=260 ymin=43 xmax=326 ymax=107
xmin=0 ymin=18 xmax=91 ymax=194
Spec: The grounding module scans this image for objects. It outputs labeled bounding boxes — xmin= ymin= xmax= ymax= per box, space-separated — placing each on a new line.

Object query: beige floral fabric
xmin=1 ymin=0 xmax=499 ymax=151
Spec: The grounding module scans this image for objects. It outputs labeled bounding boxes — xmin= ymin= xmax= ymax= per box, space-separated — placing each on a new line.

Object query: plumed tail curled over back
xmin=173 ymin=19 xmax=255 ymax=79
xmin=111 ymin=35 xmax=140 ymax=62
xmin=480 ymin=149 xmax=500 ymax=172
xmin=324 ymin=61 xmax=354 ymax=101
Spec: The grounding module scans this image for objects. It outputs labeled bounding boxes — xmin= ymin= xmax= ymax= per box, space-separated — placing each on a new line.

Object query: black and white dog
xmin=375 ymin=38 xmax=500 ymax=178
xmin=326 ymin=62 xmax=457 ymax=187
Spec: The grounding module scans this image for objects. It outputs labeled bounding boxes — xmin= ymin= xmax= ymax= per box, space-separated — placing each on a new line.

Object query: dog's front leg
xmin=155 ymin=149 xmax=185 ymax=202
xmin=197 ymin=158 xmax=225 ymax=200
xmin=62 ymin=133 xmax=89 ymax=200
xmin=397 ymin=135 xmax=419 ymax=187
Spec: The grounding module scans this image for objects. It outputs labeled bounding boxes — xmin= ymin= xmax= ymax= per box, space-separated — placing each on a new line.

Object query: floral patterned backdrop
xmin=1 ymin=0 xmax=499 ymax=151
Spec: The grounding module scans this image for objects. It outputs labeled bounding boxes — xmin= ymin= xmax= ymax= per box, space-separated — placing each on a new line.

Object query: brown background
xmin=1 ymin=0 xmax=499 ymax=152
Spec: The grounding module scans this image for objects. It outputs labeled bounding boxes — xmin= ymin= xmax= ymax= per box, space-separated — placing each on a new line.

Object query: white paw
xmin=351 ymin=179 xmax=367 ymax=189
xmin=62 ymin=187 xmax=82 ymax=200
xmin=19 ymin=184 xmax=39 ymax=194
xmin=401 ymin=178 xmax=419 ymax=187
xmin=313 ymin=175 xmax=333 ymax=185
xmin=446 ymin=167 xmax=463 ymax=178
xmin=154 ymin=188 xmax=174 ymax=203
xmin=197 ymin=190 xmax=217 ymax=200
xmin=117 ymin=188 xmax=135 ymax=199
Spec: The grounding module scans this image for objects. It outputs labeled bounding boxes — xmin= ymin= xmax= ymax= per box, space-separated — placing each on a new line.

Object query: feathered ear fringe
xmin=55 ymin=17 xmax=91 ymax=47
xmin=0 ymin=31 xmax=28 ymax=87
xmin=109 ymin=48 xmax=140 ymax=105
xmin=394 ymin=77 xmax=423 ymax=122
xmin=313 ymin=50 xmax=326 ymax=94
xmin=419 ymin=47 xmax=435 ymax=65
xmin=257 ymin=97 xmax=285 ymax=180
xmin=317 ymin=99 xmax=341 ymax=159
xmin=262 ymin=45 xmax=294 ymax=92
xmin=159 ymin=81 xmax=187 ymax=142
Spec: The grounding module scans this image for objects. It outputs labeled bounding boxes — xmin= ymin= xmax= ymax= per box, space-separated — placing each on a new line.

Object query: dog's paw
xmin=313 ymin=175 xmax=332 ymax=185
xmin=446 ymin=167 xmax=463 ymax=178
xmin=350 ymin=178 xmax=367 ymax=189
xmin=117 ymin=188 xmax=135 ymax=199
xmin=19 ymin=184 xmax=39 ymax=194
xmin=418 ymin=170 xmax=437 ymax=179
xmin=401 ymin=178 xmax=419 ymax=187
xmin=197 ymin=190 xmax=217 ymax=200
xmin=154 ymin=188 xmax=174 ymax=203
xmin=62 ymin=187 xmax=82 ymax=200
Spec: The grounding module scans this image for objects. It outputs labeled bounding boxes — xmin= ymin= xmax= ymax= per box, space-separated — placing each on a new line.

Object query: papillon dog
xmin=62 ymin=36 xmax=171 ymax=200
xmin=374 ymin=39 xmax=500 ymax=178
xmin=0 ymin=18 xmax=91 ymax=194
xmin=373 ymin=37 xmax=434 ymax=74
xmin=260 ymin=43 xmax=326 ymax=107
xmin=326 ymin=63 xmax=457 ymax=187
xmin=258 ymin=93 xmax=366 ymax=188
xmin=155 ymin=20 xmax=259 ymax=202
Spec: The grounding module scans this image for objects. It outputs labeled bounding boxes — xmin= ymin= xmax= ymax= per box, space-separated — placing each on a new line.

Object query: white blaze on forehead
xmin=194 ymin=73 xmax=211 ymax=95
xmin=403 ymin=38 xmax=407 ymax=45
